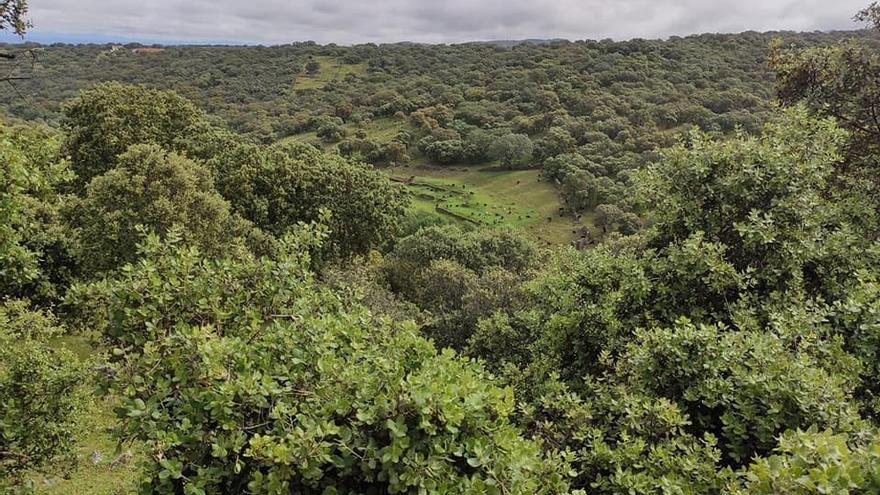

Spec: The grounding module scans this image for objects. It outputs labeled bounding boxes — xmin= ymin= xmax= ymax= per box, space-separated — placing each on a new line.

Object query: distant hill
xmin=481 ymin=38 xmax=567 ymax=47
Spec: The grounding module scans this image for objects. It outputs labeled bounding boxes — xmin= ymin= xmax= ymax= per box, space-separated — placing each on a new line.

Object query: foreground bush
xmin=737 ymin=428 xmax=880 ymax=494
xmin=68 ymin=144 xmax=252 ymax=275
xmin=0 ymin=300 xmax=89 ymax=490
xmin=615 ymin=319 xmax=864 ymax=463
xmin=0 ymin=121 xmax=76 ymax=302
xmin=70 ymin=229 xmax=573 ymax=494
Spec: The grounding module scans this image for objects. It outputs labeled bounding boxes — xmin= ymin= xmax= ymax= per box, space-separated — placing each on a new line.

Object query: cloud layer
xmin=15 ymin=0 xmax=872 ymax=44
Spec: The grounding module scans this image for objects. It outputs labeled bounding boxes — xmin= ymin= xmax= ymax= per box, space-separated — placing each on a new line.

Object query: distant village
xmin=108 ymin=44 xmax=165 ymax=54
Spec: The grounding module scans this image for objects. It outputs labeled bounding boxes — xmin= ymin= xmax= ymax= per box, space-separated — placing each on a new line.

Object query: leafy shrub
xmin=0 ymin=300 xmax=89 ymax=490
xmin=62 ymin=82 xmax=205 ymax=189
xmin=737 ymin=428 xmax=880 ymax=494
xmin=467 ymin=244 xmax=652 ymax=382
xmin=615 ymin=319 xmax=864 ymax=463
xmin=489 ymin=134 xmax=534 ymax=168
xmin=315 ymin=116 xmax=346 ymax=143
xmin=67 ymin=144 xmax=251 ymax=275
xmin=636 ymin=107 xmax=869 ymax=309
xmin=388 ymin=225 xmax=536 ymax=283
xmin=520 ymin=378 xmax=732 ymax=494
xmin=70 ymin=230 xmax=573 ymax=494
xmin=189 ymin=137 xmax=407 ymax=260
xmin=268 ymin=143 xmax=408 ymax=257
xmin=0 ymin=121 xmax=76 ymax=301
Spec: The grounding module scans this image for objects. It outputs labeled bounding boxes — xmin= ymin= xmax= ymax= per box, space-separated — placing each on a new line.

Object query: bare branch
xmin=0 ymin=46 xmax=37 ymax=105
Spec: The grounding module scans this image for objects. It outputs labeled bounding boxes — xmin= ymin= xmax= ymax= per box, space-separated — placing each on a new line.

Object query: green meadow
xmin=280 ymin=115 xmax=588 ymax=245
xmin=386 ymin=165 xmax=581 ymax=245
xmin=293 ymin=56 xmax=368 ymax=91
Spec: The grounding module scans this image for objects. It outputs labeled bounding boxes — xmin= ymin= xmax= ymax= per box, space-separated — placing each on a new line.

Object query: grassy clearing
xmin=278 ymin=118 xmax=587 ymax=246
xmin=355 ymin=117 xmax=407 ymax=141
xmin=278 ymin=116 xmax=409 ymax=149
xmin=33 ymin=400 xmax=142 ymax=495
xmin=387 ymin=165 xmax=581 ymax=245
xmin=28 ymin=336 xmax=142 ymax=495
xmin=293 ymin=56 xmax=367 ymax=91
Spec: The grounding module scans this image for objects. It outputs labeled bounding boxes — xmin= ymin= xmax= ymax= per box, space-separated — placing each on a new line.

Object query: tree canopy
xmin=6 ymin=5 xmax=880 ymax=493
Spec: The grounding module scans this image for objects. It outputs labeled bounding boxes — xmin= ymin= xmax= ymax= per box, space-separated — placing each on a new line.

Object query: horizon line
xmin=0 ymin=27 xmax=866 ymax=48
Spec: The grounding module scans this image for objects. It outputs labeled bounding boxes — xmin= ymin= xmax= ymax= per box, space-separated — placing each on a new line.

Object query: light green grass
xmin=32 ymin=399 xmax=142 ymax=495
xmin=278 ymin=116 xmax=409 ymax=149
xmin=28 ymin=336 xmax=143 ymax=495
xmin=350 ymin=117 xmax=407 ymax=141
xmin=293 ymin=56 xmax=367 ymax=91
xmin=277 ymin=119 xmax=585 ymax=245
xmin=387 ymin=165 xmax=580 ymax=245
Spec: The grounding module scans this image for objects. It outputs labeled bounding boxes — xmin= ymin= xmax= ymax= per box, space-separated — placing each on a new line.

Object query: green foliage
xmin=737 ymin=428 xmax=880 ymax=494
xmin=322 ymin=251 xmax=426 ymax=326
xmin=614 ymin=319 xmax=863 ymax=463
xmin=277 ymin=151 xmax=406 ymax=257
xmin=520 ymin=378 xmax=732 ymax=494
xmin=62 ymin=82 xmax=206 ymax=189
xmin=67 ymin=143 xmax=251 ymax=275
xmin=0 ymin=120 xmax=76 ymax=302
xmin=304 ymin=58 xmax=321 ymax=75
xmin=468 ymin=242 xmax=652 ymax=383
xmin=594 ymin=204 xmax=640 ymax=235
xmin=384 ymin=225 xmax=538 ymax=348
xmin=465 ymin=101 xmax=880 ymax=491
xmin=6 ymin=11 xmax=880 ymax=495
xmin=0 ymin=300 xmax=90 ymax=489
xmin=827 ymin=270 xmax=880 ymax=418
xmin=769 ymin=23 xmax=880 ymax=228
xmin=315 ymin=116 xmax=346 ymax=143
xmin=203 ymin=138 xmax=407 ymax=258
xmin=771 ymin=36 xmax=880 ymax=169
xmin=637 ymin=107 xmax=871 ymax=315
xmin=489 ymin=133 xmax=534 ymax=168
xmin=0 ymin=0 xmax=29 ymax=36
xmin=1 ymin=121 xmax=45 ymax=295
xmin=535 ymin=127 xmax=576 ymax=162
xmin=58 ymin=83 xmax=406 ymax=263
xmin=418 ymin=136 xmax=471 ymax=164
xmin=69 ymin=230 xmax=573 ymax=494
xmin=388 ymin=225 xmax=537 ymax=281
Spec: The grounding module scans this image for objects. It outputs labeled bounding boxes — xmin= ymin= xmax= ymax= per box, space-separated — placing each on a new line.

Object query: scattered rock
xmin=111 ymin=450 xmax=134 ymax=468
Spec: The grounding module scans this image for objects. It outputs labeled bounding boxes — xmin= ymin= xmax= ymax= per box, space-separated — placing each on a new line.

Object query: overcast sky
xmin=4 ymin=0 xmax=873 ymax=45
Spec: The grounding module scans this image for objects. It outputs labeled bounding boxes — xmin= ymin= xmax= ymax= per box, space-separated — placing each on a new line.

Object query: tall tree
xmin=62 ymin=82 xmax=207 ymax=189
xmin=489 ymin=133 xmax=534 ymax=168
xmin=770 ymin=3 xmax=880 ymax=203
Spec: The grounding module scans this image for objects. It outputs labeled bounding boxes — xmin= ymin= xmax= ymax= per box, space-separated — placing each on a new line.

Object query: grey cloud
xmin=20 ymin=0 xmax=871 ymax=44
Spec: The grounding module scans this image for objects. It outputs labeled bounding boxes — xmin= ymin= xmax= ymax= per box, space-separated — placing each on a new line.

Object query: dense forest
xmin=4 ymin=28 xmax=879 ymax=233
xmin=3 ymin=1 xmax=880 ymax=494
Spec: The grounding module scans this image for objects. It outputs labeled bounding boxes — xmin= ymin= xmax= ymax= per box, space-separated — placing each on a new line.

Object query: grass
xmin=387 ymin=164 xmax=582 ymax=245
xmin=293 ymin=56 xmax=367 ymax=91
xmin=277 ymin=116 xmax=586 ymax=246
xmin=278 ymin=116 xmax=409 ymax=150
xmin=32 ymin=400 xmax=142 ymax=495
xmin=27 ymin=336 xmax=143 ymax=495
xmin=355 ymin=117 xmax=407 ymax=141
